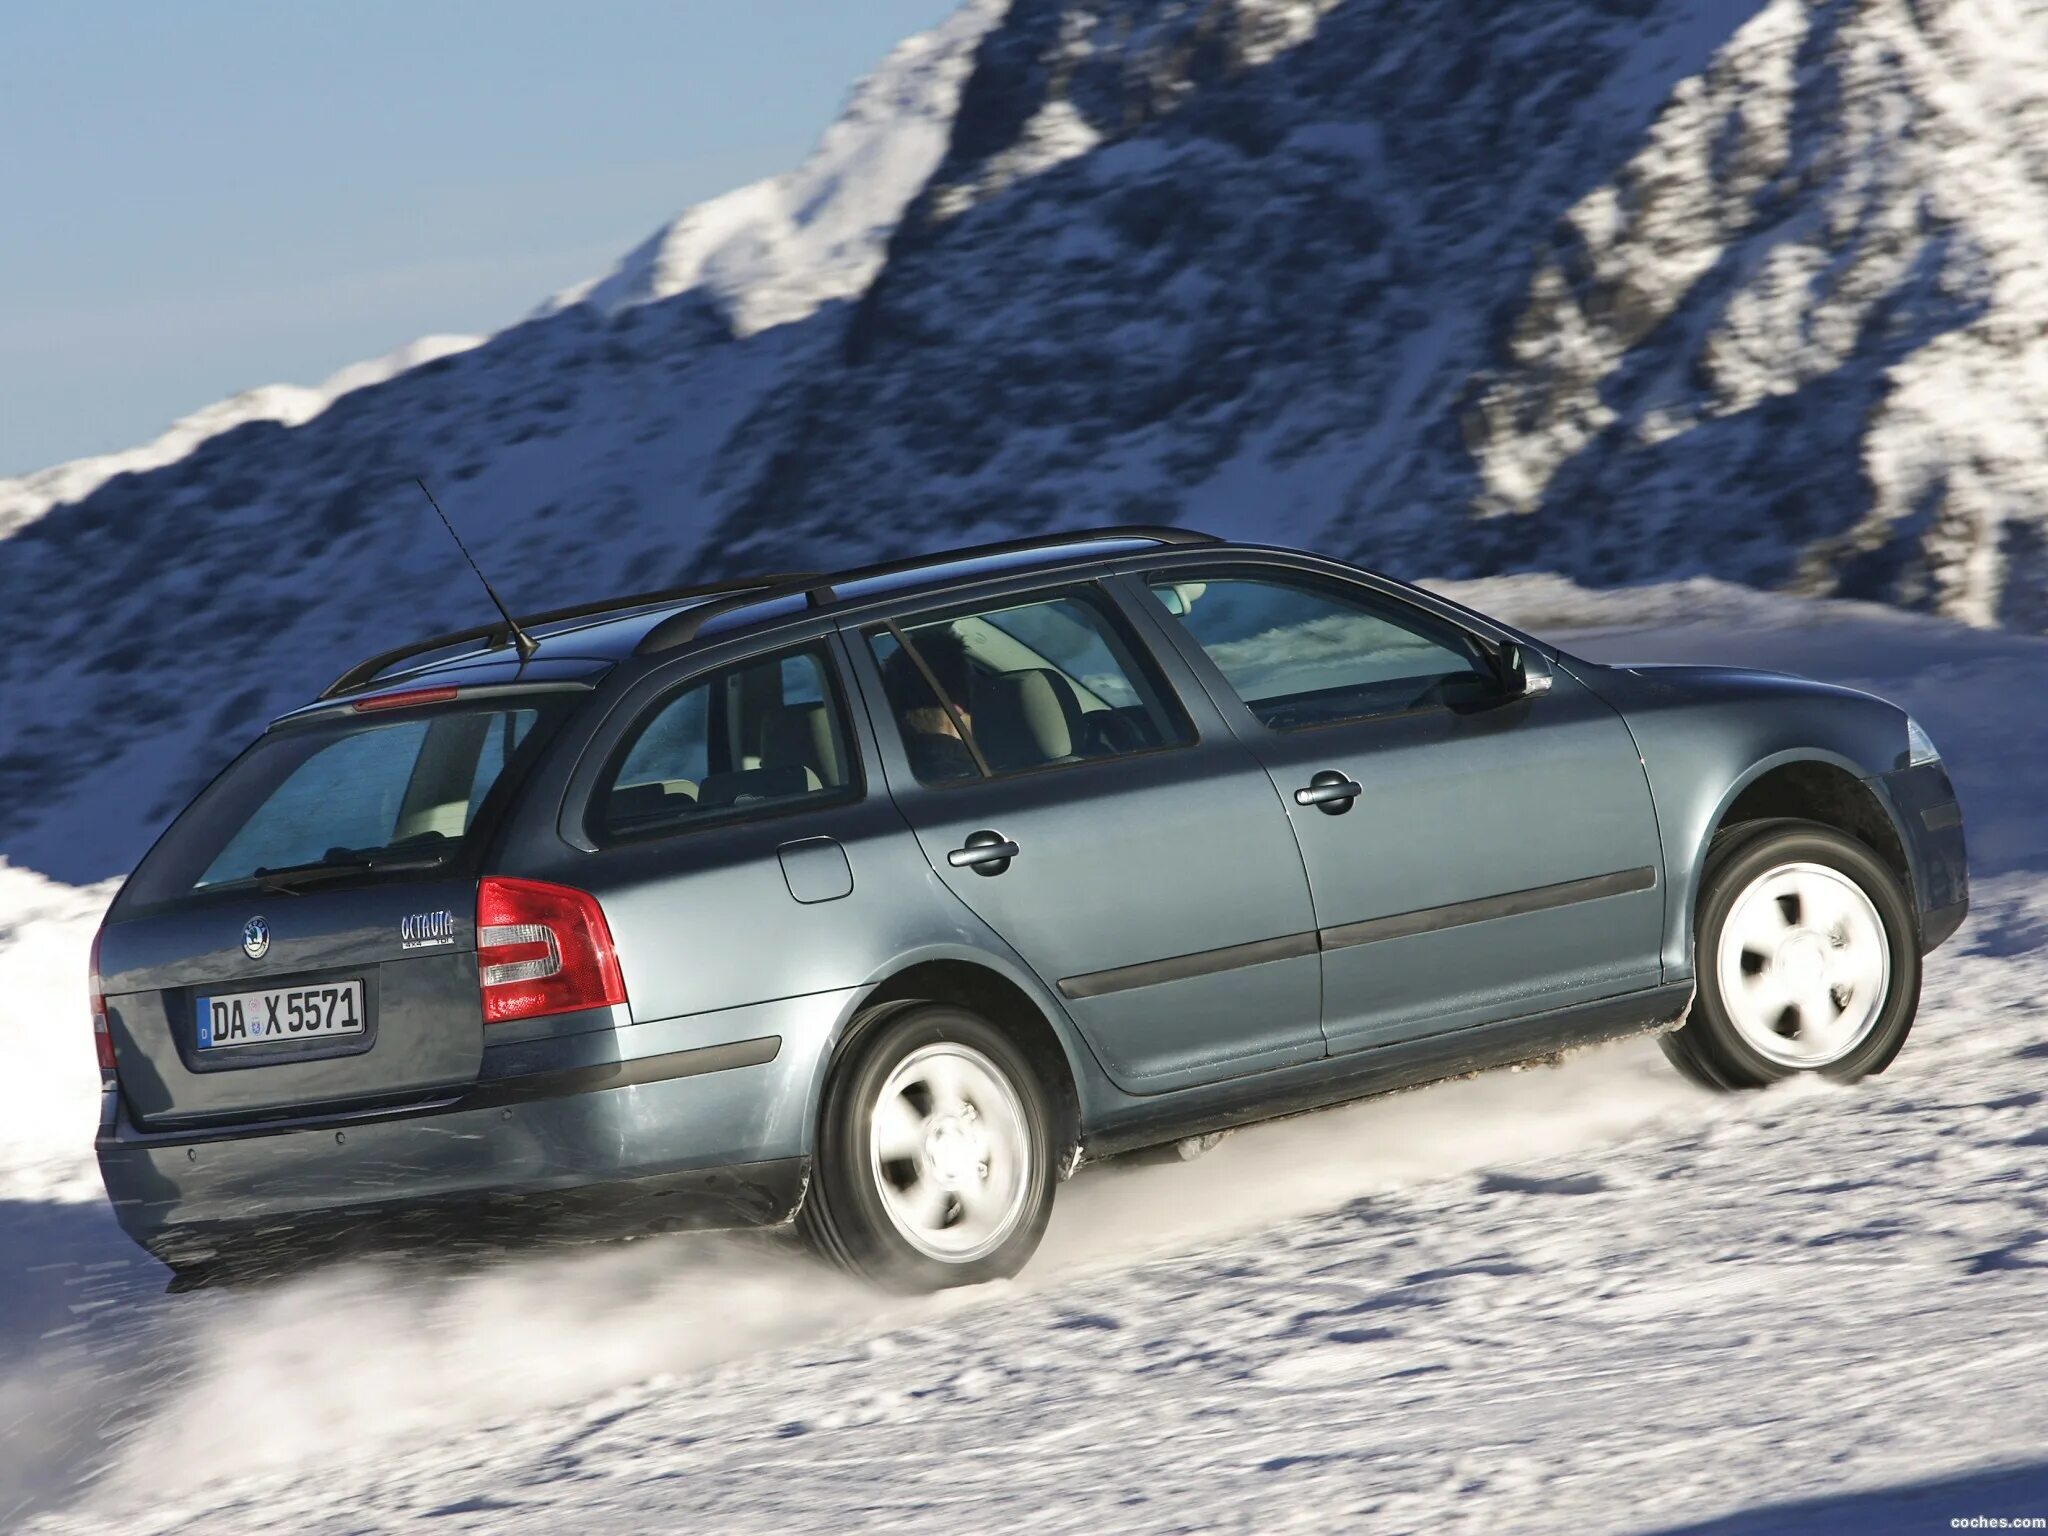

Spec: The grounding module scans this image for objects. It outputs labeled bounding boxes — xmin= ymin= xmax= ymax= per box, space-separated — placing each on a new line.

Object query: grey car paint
xmin=1108 ymin=561 xmax=1666 ymax=1051
xmin=103 ymin=877 xmax=485 ymax=1127
xmin=94 ymin=536 xmax=1970 ymax=1270
xmin=98 ymin=988 xmax=850 ymax=1264
xmin=1561 ymin=660 xmax=1953 ymax=976
xmin=837 ymin=582 xmax=1327 ymax=1095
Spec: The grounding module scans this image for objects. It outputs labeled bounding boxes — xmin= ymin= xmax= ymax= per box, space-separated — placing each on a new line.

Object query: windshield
xmin=120 ymin=695 xmax=576 ymax=908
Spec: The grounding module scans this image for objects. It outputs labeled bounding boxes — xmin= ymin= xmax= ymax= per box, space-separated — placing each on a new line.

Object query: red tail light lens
xmin=476 ymin=878 xmax=625 ymax=1023
xmin=89 ymin=927 xmax=116 ymax=1075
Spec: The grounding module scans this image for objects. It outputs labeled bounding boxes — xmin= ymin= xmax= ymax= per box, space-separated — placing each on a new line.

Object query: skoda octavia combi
xmin=93 ymin=528 xmax=1969 ymax=1289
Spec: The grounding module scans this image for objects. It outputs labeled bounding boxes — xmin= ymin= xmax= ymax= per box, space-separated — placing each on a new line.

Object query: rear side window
xmin=865 ymin=588 xmax=1192 ymax=786
xmin=121 ymin=698 xmax=572 ymax=907
xmin=1149 ymin=571 xmax=1502 ymax=729
xmin=595 ymin=642 xmax=858 ymax=841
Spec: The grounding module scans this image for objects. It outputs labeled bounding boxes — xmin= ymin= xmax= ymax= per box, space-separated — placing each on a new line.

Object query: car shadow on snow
xmin=1641 ymin=1461 xmax=2048 ymax=1535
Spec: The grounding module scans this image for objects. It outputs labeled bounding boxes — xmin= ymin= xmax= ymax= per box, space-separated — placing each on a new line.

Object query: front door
xmin=1128 ymin=561 xmax=1666 ymax=1053
xmin=842 ymin=580 xmax=1324 ymax=1095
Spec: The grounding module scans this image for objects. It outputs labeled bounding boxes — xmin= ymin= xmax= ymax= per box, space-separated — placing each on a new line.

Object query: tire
xmin=1662 ymin=818 xmax=1921 ymax=1091
xmin=798 ymin=1004 xmax=1056 ymax=1291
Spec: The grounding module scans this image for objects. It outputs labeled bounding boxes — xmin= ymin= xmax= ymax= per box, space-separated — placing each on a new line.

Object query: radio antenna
xmin=415 ymin=478 xmax=538 ymax=663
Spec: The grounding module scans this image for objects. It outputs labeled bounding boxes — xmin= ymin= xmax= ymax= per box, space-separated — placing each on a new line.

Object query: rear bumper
xmin=98 ymin=988 xmax=854 ymax=1269
xmin=1876 ymin=763 xmax=1969 ymax=953
xmin=125 ymin=1158 xmax=811 ymax=1272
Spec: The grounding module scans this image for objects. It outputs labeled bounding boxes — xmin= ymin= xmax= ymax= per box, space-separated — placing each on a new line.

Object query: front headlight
xmin=1906 ymin=717 xmax=1941 ymax=767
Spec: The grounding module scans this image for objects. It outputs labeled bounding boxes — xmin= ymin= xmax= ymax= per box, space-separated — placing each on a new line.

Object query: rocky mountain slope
xmin=709 ymin=0 xmax=2048 ymax=616
xmin=2 ymin=0 xmax=2044 ymax=882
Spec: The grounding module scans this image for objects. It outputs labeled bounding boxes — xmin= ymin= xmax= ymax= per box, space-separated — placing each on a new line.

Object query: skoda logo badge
xmin=242 ymin=917 xmax=270 ymax=960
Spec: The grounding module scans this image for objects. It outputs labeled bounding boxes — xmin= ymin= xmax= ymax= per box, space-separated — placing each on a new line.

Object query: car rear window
xmin=120 ymin=694 xmax=576 ymax=908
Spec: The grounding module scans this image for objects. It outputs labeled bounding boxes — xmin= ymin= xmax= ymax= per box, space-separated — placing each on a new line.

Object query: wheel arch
xmin=807 ymin=945 xmax=1092 ymax=1167
xmin=1675 ymin=751 xmax=1914 ymax=972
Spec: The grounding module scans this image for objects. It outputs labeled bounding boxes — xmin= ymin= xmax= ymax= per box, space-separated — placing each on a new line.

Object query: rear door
xmin=1127 ymin=560 xmax=1666 ymax=1053
xmin=841 ymin=580 xmax=1324 ymax=1095
xmin=536 ymin=630 xmax=928 ymax=1028
xmin=102 ymin=690 xmax=577 ymax=1126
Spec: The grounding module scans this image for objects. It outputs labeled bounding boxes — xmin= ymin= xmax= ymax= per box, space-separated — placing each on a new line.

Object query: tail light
xmin=352 ymin=685 xmax=461 ymax=714
xmin=477 ymin=877 xmax=626 ymax=1023
xmin=89 ymin=927 xmax=116 ymax=1075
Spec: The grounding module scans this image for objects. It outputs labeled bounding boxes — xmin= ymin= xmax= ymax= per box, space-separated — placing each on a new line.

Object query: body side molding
xmin=1318 ymin=867 xmax=1657 ymax=952
xmin=1058 ymin=867 xmax=1659 ymax=999
xmin=1057 ymin=933 xmax=1319 ymax=1001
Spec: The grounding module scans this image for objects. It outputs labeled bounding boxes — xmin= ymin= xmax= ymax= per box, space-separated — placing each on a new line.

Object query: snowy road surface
xmin=3 ymin=582 xmax=2045 ymax=1533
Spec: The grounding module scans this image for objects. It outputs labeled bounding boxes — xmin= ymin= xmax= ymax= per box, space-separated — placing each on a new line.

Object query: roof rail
xmin=635 ymin=525 xmax=1219 ymax=656
xmin=321 ymin=573 xmax=815 ymax=698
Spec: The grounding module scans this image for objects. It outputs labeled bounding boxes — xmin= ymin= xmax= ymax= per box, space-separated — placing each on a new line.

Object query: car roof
xmin=321 ymin=526 xmax=1231 ymax=703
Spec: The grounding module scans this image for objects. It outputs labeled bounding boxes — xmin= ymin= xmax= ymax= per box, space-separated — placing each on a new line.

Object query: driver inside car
xmin=881 ymin=626 xmax=981 ymax=785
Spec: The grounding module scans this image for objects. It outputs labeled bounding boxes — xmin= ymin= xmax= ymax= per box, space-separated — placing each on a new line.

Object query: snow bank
xmin=0 ymin=864 xmax=113 ymax=1204
xmin=89 ymin=1032 xmax=1740 ymax=1505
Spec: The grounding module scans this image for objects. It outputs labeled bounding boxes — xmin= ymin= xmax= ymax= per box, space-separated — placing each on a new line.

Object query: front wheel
xmin=1663 ymin=819 xmax=1921 ymax=1090
xmin=799 ymin=1005 xmax=1055 ymax=1291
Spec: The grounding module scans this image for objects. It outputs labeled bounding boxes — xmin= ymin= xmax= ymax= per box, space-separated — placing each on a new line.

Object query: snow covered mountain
xmin=3 ymin=0 xmax=2045 ymax=883
xmin=707 ymin=0 xmax=2048 ymax=614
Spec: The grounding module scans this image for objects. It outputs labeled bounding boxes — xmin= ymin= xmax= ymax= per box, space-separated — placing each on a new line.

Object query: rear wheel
xmin=1663 ymin=819 xmax=1920 ymax=1090
xmin=799 ymin=1005 xmax=1055 ymax=1291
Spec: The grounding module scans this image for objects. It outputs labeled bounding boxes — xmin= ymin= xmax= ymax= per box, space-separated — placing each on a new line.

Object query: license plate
xmin=196 ymin=980 xmax=366 ymax=1050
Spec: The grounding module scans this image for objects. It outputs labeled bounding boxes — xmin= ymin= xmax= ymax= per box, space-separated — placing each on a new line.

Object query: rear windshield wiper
xmin=251 ymin=848 xmax=446 ymax=894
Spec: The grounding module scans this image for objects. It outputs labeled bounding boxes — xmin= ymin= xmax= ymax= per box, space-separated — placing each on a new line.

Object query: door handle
xmin=1295 ymin=770 xmax=1362 ymax=815
xmin=948 ymin=829 xmax=1020 ymax=875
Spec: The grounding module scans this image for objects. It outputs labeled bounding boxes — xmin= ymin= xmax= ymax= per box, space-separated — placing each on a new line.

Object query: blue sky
xmin=0 ymin=1 xmax=960 ymax=476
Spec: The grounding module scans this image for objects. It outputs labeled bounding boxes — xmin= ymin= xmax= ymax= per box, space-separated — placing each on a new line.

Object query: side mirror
xmin=1500 ymin=642 xmax=1554 ymax=698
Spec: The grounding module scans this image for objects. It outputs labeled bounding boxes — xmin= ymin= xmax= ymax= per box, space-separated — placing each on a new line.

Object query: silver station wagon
xmin=93 ymin=528 xmax=1969 ymax=1289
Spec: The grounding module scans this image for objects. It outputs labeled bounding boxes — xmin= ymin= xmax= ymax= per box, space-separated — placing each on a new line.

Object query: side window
xmin=1149 ymin=571 xmax=1501 ymax=730
xmin=865 ymin=588 xmax=1192 ymax=786
xmin=597 ymin=643 xmax=857 ymax=841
